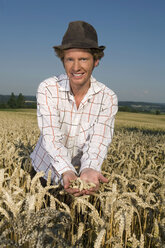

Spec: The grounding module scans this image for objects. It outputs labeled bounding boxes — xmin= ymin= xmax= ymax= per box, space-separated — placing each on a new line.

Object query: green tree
xmin=7 ymin=92 xmax=17 ymax=108
xmin=155 ymin=110 xmax=160 ymax=115
xmin=17 ymin=93 xmax=25 ymax=108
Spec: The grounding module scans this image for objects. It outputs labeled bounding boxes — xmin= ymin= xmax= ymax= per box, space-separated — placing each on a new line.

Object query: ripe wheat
xmin=0 ymin=110 xmax=164 ymax=247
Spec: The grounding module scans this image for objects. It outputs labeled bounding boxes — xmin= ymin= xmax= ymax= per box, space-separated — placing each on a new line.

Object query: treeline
xmin=118 ymin=101 xmax=165 ymax=114
xmin=119 ymin=106 xmax=161 ymax=115
xmin=0 ymin=93 xmax=36 ymax=109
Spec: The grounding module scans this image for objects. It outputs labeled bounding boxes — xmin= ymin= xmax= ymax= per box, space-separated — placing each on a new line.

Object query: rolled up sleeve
xmin=80 ymin=92 xmax=118 ymax=173
xmin=37 ymin=82 xmax=77 ymax=176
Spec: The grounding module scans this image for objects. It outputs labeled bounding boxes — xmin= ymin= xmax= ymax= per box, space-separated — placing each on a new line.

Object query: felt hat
xmin=53 ymin=21 xmax=105 ymax=51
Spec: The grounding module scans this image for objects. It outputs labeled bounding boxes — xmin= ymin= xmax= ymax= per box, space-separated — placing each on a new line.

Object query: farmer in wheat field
xmin=30 ymin=21 xmax=118 ymax=196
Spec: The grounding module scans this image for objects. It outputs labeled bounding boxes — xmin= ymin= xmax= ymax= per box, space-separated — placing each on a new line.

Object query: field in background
xmin=116 ymin=112 xmax=165 ymax=131
xmin=0 ymin=110 xmax=164 ymax=247
xmin=1 ymin=109 xmax=165 ymax=131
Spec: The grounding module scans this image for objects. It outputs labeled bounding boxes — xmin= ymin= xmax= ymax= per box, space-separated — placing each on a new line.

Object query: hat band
xmin=54 ymin=41 xmax=105 ymax=50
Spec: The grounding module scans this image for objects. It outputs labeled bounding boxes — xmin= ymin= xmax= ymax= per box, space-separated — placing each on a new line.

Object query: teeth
xmin=73 ymin=73 xmax=83 ymax=76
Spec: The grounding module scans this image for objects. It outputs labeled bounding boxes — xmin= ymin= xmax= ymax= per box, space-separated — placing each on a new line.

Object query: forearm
xmin=37 ymin=85 xmax=76 ymax=175
xmin=80 ymin=116 xmax=116 ymax=173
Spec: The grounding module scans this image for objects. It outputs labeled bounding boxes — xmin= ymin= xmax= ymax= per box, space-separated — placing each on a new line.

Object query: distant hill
xmin=0 ymin=95 xmax=165 ymax=113
xmin=119 ymin=101 xmax=165 ymax=114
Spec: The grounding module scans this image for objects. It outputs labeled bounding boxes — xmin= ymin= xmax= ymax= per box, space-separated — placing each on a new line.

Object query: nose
xmin=72 ymin=60 xmax=81 ymax=71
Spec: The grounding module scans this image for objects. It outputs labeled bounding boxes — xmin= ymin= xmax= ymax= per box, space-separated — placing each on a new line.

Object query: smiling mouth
xmin=72 ymin=73 xmax=84 ymax=77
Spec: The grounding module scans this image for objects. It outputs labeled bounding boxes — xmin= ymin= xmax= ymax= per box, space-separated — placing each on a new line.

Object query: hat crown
xmin=62 ymin=21 xmax=98 ymax=47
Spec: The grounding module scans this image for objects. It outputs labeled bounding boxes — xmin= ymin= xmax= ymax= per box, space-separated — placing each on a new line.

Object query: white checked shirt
xmin=30 ymin=74 xmax=118 ymax=184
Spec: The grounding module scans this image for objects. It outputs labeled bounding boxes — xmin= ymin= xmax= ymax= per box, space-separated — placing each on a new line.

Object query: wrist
xmin=81 ymin=168 xmax=96 ymax=175
xmin=62 ymin=170 xmax=75 ymax=176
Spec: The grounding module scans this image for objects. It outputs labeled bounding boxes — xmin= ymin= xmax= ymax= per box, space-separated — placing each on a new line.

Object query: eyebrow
xmin=65 ymin=56 xmax=89 ymax=59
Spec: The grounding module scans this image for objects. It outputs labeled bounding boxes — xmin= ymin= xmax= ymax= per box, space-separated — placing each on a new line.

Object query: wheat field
xmin=0 ymin=110 xmax=164 ymax=248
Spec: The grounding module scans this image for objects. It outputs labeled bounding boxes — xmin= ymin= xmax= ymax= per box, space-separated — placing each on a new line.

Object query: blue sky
xmin=0 ymin=0 xmax=165 ymax=103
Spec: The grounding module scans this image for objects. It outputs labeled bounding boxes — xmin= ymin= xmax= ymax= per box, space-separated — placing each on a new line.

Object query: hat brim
xmin=53 ymin=42 xmax=105 ymax=51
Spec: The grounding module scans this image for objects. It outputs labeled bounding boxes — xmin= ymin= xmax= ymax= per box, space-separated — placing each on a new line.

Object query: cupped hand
xmin=62 ymin=170 xmax=80 ymax=195
xmin=80 ymin=168 xmax=109 ymax=195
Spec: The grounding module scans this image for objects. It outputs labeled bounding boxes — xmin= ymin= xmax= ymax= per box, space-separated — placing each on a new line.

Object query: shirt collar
xmin=89 ymin=75 xmax=102 ymax=95
xmin=57 ymin=74 xmax=102 ymax=95
xmin=57 ymin=74 xmax=70 ymax=92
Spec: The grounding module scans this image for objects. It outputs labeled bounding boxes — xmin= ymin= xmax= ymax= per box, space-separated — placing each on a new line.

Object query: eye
xmin=80 ymin=58 xmax=87 ymax=61
xmin=65 ymin=57 xmax=73 ymax=62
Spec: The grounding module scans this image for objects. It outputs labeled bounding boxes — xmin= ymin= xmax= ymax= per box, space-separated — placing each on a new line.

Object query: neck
xmin=70 ymin=83 xmax=90 ymax=109
xmin=71 ymin=84 xmax=90 ymax=97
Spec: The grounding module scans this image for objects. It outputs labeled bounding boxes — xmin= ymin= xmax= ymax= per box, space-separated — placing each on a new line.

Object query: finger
xmin=85 ymin=186 xmax=99 ymax=195
xmin=73 ymin=189 xmax=86 ymax=197
xmin=85 ymin=190 xmax=95 ymax=195
xmin=65 ymin=187 xmax=79 ymax=194
xmin=63 ymin=178 xmax=70 ymax=189
xmin=99 ymin=174 xmax=109 ymax=183
xmin=64 ymin=183 xmax=70 ymax=189
xmin=74 ymin=192 xmax=85 ymax=197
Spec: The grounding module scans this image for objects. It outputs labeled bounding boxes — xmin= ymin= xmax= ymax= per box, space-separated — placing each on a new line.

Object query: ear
xmin=94 ymin=59 xmax=99 ymax=67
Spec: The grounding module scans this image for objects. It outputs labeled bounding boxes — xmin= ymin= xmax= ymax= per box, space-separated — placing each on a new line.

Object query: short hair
xmin=54 ymin=48 xmax=104 ymax=62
